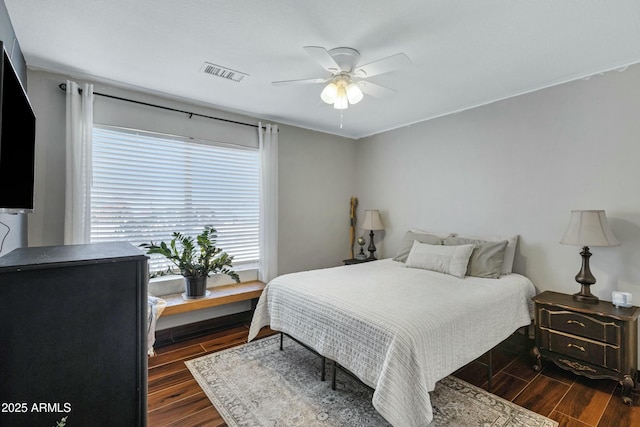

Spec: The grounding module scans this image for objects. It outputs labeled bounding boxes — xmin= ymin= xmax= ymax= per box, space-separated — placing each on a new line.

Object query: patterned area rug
xmin=185 ymin=334 xmax=557 ymax=427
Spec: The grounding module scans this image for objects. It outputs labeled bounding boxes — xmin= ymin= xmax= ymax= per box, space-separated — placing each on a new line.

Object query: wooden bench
xmin=159 ymin=280 xmax=266 ymax=317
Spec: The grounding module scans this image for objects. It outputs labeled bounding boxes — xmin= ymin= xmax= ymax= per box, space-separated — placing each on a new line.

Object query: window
xmin=91 ymin=126 xmax=260 ymax=274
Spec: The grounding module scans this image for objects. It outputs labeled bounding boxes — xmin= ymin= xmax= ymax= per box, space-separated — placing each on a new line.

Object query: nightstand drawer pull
xmin=566 ymin=320 xmax=585 ymax=328
xmin=567 ymin=343 xmax=586 ymax=352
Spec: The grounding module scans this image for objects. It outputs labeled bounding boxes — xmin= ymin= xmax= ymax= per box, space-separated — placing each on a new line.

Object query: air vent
xmin=200 ymin=62 xmax=248 ymax=83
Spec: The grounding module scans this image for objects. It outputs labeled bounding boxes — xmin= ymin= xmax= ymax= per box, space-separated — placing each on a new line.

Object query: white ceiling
xmin=5 ymin=0 xmax=640 ymax=139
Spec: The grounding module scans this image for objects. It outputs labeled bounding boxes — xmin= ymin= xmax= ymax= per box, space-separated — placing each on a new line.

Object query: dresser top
xmin=0 ymin=242 xmax=147 ymax=272
xmin=533 ymin=290 xmax=640 ymax=321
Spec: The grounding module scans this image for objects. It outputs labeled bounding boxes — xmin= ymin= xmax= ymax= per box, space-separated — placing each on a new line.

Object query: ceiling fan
xmin=273 ymin=46 xmax=411 ymax=109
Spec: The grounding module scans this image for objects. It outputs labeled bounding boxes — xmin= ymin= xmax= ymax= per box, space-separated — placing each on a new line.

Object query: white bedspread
xmin=248 ymin=259 xmax=535 ymax=427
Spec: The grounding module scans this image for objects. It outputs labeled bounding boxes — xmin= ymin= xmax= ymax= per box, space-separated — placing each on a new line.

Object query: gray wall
xmin=277 ymin=124 xmax=357 ymax=274
xmin=356 ymin=63 xmax=640 ymax=303
xmin=0 ymin=0 xmax=27 ymax=255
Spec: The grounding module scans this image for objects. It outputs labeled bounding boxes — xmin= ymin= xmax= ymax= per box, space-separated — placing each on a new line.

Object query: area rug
xmin=185 ymin=334 xmax=557 ymax=427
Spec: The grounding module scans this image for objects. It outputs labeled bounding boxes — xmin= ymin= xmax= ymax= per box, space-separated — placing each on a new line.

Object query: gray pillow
xmin=443 ymin=237 xmax=508 ymax=278
xmin=393 ymin=231 xmax=442 ymax=262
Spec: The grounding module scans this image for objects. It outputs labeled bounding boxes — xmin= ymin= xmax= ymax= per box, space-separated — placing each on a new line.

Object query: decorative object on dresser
xmin=532 ymin=290 xmax=640 ymax=404
xmin=560 ymin=210 xmax=620 ymax=303
xmin=349 ymin=196 xmax=358 ymax=259
xmin=140 ymin=225 xmax=240 ymax=299
xmin=361 ymin=209 xmax=384 ymax=259
xmin=355 ymin=235 xmax=367 ymax=260
xmin=612 ymin=291 xmax=633 ymax=308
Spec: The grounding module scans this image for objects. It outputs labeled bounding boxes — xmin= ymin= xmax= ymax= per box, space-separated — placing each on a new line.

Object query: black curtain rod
xmin=58 ymin=83 xmax=264 ymax=130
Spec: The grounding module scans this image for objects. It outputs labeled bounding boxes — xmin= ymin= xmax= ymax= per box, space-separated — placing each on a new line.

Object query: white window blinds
xmin=91 ymin=126 xmax=260 ymax=274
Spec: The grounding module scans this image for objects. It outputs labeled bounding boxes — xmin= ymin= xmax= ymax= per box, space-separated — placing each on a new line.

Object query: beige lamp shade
xmin=560 ymin=210 xmax=620 ymax=247
xmin=361 ymin=210 xmax=384 ymax=231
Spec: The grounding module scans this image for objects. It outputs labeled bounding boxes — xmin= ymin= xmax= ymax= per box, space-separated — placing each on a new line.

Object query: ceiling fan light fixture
xmin=346 ymin=82 xmax=363 ymax=104
xmin=333 ymin=85 xmax=349 ymax=109
xmin=320 ymin=82 xmax=338 ymax=104
xmin=333 ymin=98 xmax=348 ymax=109
xmin=274 ymin=46 xmax=410 ymax=122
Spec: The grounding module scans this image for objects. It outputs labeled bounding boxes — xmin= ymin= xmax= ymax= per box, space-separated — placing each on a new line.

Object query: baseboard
xmin=155 ymin=310 xmax=252 ymax=347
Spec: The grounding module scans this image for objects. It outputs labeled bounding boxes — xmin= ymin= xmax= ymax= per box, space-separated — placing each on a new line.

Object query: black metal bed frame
xmin=279 ymin=332 xmax=328 ymax=382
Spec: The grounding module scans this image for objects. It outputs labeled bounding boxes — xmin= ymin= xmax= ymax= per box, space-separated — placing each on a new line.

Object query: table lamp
xmin=560 ymin=210 xmax=620 ymax=303
xmin=361 ymin=210 xmax=384 ymax=260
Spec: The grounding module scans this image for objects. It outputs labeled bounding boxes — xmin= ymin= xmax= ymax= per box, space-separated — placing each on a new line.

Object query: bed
xmin=248 ymin=232 xmax=536 ymax=427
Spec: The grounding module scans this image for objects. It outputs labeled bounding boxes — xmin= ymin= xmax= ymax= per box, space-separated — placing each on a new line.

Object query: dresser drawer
xmin=546 ymin=330 xmax=620 ymax=372
xmin=538 ymin=307 xmax=621 ymax=345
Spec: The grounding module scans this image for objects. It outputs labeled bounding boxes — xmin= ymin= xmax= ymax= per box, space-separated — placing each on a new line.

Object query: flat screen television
xmin=0 ymin=40 xmax=36 ymax=213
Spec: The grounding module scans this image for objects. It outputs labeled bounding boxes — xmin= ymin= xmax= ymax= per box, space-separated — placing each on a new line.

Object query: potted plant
xmin=140 ymin=225 xmax=240 ymax=299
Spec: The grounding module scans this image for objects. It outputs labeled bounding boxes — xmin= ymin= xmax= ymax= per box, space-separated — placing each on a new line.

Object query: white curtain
xmin=258 ymin=123 xmax=278 ymax=283
xmin=64 ymin=81 xmax=94 ymax=245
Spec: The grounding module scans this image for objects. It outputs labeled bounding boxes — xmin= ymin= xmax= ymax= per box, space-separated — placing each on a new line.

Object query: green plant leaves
xmin=139 ymin=225 xmax=240 ymax=282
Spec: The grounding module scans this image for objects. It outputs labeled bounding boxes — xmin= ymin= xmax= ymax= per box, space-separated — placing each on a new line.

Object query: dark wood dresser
xmin=532 ymin=290 xmax=640 ymax=404
xmin=0 ymin=243 xmax=148 ymax=426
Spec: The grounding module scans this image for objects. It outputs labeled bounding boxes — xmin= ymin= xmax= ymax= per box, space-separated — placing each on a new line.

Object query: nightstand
xmin=343 ymin=258 xmax=374 ymax=265
xmin=532 ymin=290 xmax=640 ymax=404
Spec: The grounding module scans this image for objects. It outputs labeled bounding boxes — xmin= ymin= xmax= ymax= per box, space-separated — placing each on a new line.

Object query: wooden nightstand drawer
xmin=545 ymin=330 xmax=620 ymax=371
xmin=538 ymin=307 xmax=621 ymax=345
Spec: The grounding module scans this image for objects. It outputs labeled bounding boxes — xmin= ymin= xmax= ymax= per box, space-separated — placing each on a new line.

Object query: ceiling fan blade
xmin=354 ymin=52 xmax=411 ymax=77
xmin=303 ymin=46 xmax=341 ymax=72
xmin=357 ymin=81 xmax=397 ymax=98
xmin=272 ymin=77 xmax=329 ymax=86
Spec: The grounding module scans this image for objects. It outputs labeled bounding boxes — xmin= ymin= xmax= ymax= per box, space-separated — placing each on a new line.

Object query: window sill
xmin=148 ymin=266 xmax=258 ymax=296
xmin=159 ymin=280 xmax=265 ymax=317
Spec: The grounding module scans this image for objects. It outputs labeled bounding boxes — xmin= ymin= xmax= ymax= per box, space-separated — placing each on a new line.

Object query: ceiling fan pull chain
xmin=340 ymin=110 xmax=344 ymax=129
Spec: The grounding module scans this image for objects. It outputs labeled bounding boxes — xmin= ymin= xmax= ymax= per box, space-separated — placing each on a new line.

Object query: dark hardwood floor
xmin=148 ymin=325 xmax=640 ymax=426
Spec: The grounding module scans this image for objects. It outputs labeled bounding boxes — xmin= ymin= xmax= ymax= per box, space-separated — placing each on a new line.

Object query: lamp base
xmin=367 ymin=230 xmax=377 ymax=260
xmin=572 ymin=246 xmax=599 ymax=304
xmin=573 ymin=285 xmax=599 ymax=304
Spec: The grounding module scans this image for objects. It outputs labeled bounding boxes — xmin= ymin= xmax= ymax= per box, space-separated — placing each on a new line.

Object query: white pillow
xmin=405 ymin=240 xmax=474 ymax=278
xmin=456 ymin=234 xmax=518 ymax=275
